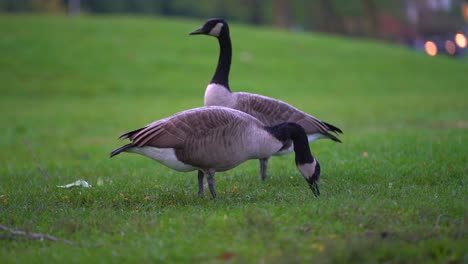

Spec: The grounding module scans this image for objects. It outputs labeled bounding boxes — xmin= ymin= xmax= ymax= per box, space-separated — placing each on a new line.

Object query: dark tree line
xmin=0 ymin=0 xmax=464 ymax=41
xmin=0 ymin=0 xmax=389 ymax=26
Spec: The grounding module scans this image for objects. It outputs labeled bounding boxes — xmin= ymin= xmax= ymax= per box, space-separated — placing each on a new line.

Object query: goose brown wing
xmin=130 ymin=117 xmax=186 ymax=148
xmin=128 ymin=107 xmax=254 ymax=148
xmin=234 ymin=93 xmax=331 ymax=134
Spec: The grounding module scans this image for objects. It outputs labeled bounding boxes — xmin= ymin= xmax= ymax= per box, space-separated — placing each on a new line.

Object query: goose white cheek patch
xmin=209 ymin=23 xmax=223 ymax=37
xmin=297 ymin=159 xmax=317 ymax=181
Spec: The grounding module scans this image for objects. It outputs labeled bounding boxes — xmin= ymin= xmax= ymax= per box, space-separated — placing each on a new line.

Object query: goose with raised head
xmin=189 ymin=18 xmax=342 ymax=180
xmin=110 ymin=106 xmax=321 ymax=198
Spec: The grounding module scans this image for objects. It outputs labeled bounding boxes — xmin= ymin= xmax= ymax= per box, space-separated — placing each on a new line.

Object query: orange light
xmin=424 ymin=41 xmax=437 ymax=56
xmin=455 ymin=33 xmax=467 ymax=48
xmin=445 ymin=40 xmax=456 ymax=55
xmin=464 ymin=3 xmax=468 ymax=20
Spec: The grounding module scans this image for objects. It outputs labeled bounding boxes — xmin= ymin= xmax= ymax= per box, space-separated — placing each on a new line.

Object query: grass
xmin=0 ymin=15 xmax=467 ymax=263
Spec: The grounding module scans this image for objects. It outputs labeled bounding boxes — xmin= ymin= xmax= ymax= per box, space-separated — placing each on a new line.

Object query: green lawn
xmin=0 ymin=15 xmax=467 ymax=263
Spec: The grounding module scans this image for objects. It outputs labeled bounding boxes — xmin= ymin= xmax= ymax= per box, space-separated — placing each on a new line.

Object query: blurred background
xmin=1 ymin=0 xmax=467 ymax=58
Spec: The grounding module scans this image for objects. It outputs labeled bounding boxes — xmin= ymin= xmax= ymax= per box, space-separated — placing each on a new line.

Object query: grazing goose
xmin=189 ymin=18 xmax=342 ymax=180
xmin=110 ymin=106 xmax=321 ymax=198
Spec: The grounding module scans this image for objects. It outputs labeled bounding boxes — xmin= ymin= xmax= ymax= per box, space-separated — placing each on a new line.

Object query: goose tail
xmin=110 ymin=143 xmax=133 ymax=158
xmin=323 ymin=121 xmax=343 ymax=134
xmin=325 ymin=132 xmax=342 ymax=143
xmin=118 ymin=127 xmax=145 ymax=140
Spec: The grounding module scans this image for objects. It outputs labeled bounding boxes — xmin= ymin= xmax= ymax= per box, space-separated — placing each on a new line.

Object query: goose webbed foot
xmin=197 ymin=170 xmax=205 ymax=196
xmin=206 ymin=170 xmax=217 ymax=199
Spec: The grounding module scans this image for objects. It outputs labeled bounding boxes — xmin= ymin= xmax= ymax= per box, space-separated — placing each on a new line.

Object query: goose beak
xmin=297 ymin=160 xmax=321 ymax=197
xmin=189 ymin=27 xmax=204 ymax=35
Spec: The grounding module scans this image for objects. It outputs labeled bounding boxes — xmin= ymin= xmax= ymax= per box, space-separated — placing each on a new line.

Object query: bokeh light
xmin=464 ymin=5 xmax=468 ymax=20
xmin=424 ymin=41 xmax=437 ymax=56
xmin=455 ymin=33 xmax=467 ymax=48
xmin=445 ymin=40 xmax=456 ymax=55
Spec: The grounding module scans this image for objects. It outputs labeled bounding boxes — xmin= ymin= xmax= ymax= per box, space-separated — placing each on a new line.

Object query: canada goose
xmin=189 ymin=18 xmax=342 ymax=180
xmin=110 ymin=106 xmax=321 ymax=198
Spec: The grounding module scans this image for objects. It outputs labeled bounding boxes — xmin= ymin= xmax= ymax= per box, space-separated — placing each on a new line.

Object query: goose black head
xmin=266 ymin=122 xmax=322 ymax=197
xmin=297 ymin=158 xmax=321 ymax=197
xmin=189 ymin=18 xmax=229 ymax=38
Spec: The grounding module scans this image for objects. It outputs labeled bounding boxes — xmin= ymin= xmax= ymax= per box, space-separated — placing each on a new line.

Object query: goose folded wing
xmin=236 ymin=93 xmax=329 ymax=133
xmin=129 ymin=119 xmax=186 ymax=148
xmin=129 ymin=107 xmax=245 ymax=149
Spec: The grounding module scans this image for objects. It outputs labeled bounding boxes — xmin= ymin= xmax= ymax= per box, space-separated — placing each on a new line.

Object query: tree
xmin=242 ymin=0 xmax=264 ymax=25
xmin=273 ymin=0 xmax=291 ymax=28
xmin=319 ymin=0 xmax=345 ymax=34
xmin=362 ymin=0 xmax=379 ymax=36
xmin=31 ymin=0 xmax=65 ymax=13
xmin=68 ymin=0 xmax=80 ymax=15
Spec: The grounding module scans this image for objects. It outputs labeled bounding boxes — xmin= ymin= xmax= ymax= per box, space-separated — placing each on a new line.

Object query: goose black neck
xmin=266 ymin=123 xmax=314 ymax=165
xmin=210 ymin=31 xmax=231 ymax=91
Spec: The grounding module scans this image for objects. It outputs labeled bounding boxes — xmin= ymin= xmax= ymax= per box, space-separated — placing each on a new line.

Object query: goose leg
xmin=206 ymin=169 xmax=217 ymax=199
xmin=197 ymin=170 xmax=205 ymax=196
xmin=259 ymin=158 xmax=269 ymax=181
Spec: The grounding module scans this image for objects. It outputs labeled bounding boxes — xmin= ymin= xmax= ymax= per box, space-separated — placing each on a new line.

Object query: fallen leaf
xmin=311 ymin=243 xmax=324 ymax=252
xmin=302 ymin=226 xmax=311 ymax=234
xmin=144 ymin=196 xmax=151 ymax=200
xmin=97 ymin=178 xmax=104 ymax=186
xmin=217 ymin=251 xmax=235 ymax=261
xmin=362 ymin=151 xmax=368 ymax=158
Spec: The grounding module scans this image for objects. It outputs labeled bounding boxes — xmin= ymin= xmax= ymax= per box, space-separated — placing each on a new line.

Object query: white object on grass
xmin=57 ymin=180 xmax=92 ymax=188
